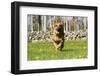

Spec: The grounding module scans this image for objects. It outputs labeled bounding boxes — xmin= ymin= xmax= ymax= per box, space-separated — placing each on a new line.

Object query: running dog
xmin=51 ymin=18 xmax=64 ymax=51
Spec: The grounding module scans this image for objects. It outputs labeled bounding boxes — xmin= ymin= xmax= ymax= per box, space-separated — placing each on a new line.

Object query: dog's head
xmin=53 ymin=18 xmax=64 ymax=34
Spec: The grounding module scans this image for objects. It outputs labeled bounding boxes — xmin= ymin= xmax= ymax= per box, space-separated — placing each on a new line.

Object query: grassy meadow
xmin=27 ymin=40 xmax=88 ymax=61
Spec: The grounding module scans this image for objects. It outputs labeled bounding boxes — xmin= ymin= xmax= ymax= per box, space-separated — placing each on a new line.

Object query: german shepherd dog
xmin=51 ymin=18 xmax=64 ymax=51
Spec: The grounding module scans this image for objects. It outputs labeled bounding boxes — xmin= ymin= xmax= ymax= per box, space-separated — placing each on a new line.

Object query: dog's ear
xmin=60 ymin=21 xmax=64 ymax=26
xmin=51 ymin=24 xmax=54 ymax=35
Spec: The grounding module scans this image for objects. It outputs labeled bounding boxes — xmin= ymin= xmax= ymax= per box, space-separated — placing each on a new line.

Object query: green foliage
xmin=28 ymin=40 xmax=87 ymax=61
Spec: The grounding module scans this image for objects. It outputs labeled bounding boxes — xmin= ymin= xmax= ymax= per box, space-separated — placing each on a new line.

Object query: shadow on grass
xmin=61 ymin=49 xmax=74 ymax=52
xmin=61 ymin=49 xmax=80 ymax=52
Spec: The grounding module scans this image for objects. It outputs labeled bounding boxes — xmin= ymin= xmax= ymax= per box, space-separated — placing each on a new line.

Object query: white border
xmin=20 ymin=6 xmax=94 ymax=70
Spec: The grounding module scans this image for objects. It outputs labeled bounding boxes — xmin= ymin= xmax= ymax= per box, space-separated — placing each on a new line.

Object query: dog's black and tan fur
xmin=51 ymin=18 xmax=64 ymax=51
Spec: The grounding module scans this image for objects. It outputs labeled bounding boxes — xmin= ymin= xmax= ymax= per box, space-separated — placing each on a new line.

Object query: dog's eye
xmin=55 ymin=25 xmax=57 ymax=27
xmin=60 ymin=24 xmax=63 ymax=26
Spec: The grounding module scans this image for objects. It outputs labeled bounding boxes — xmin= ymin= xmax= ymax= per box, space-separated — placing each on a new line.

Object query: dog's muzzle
xmin=57 ymin=28 xmax=61 ymax=32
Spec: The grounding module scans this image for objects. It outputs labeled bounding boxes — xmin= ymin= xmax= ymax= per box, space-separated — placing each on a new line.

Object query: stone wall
xmin=28 ymin=30 xmax=87 ymax=42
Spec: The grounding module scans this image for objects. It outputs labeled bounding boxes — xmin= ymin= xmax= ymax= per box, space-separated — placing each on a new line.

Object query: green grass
xmin=28 ymin=40 xmax=88 ymax=61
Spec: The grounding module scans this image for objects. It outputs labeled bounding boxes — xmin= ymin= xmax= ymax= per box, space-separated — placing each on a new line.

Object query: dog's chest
xmin=52 ymin=36 xmax=62 ymax=43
